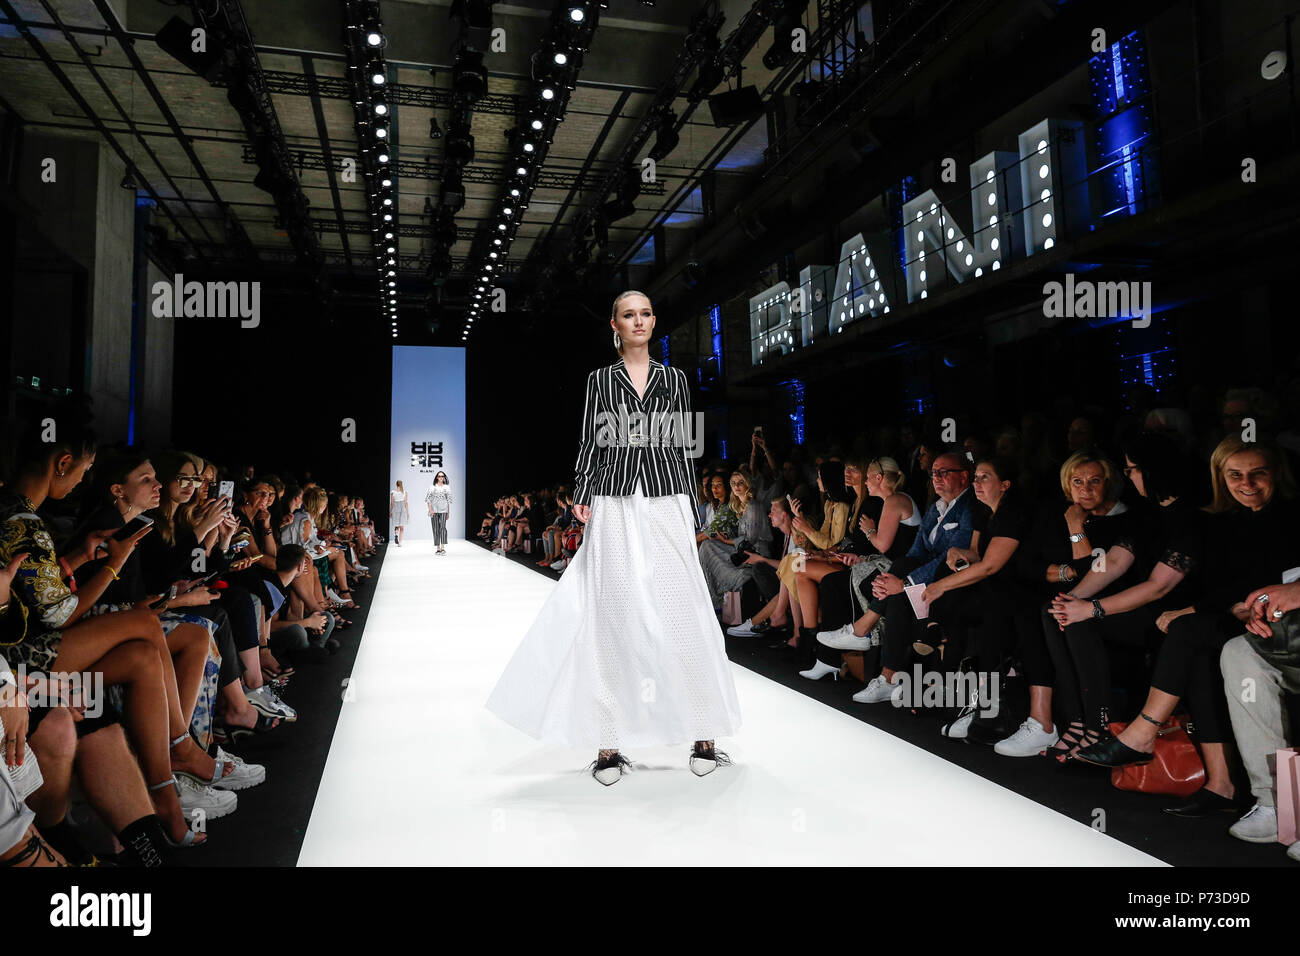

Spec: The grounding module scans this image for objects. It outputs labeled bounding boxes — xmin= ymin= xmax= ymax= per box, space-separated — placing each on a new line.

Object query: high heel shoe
xmin=798 ymin=659 xmax=841 ymax=681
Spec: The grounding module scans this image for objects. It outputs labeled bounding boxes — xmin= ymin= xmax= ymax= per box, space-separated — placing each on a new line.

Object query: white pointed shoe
xmin=689 ymin=744 xmax=732 ymax=776
xmin=798 ymin=659 xmax=841 ymax=681
xmin=590 ymin=752 xmax=632 ymax=786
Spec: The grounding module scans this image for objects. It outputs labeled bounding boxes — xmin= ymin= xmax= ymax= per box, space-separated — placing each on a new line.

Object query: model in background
xmin=389 ymin=480 xmax=409 ymax=547
xmin=486 ymin=290 xmax=742 ymax=786
xmin=426 ymin=472 xmax=453 ymax=555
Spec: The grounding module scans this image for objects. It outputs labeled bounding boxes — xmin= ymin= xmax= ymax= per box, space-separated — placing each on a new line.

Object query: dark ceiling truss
xmin=460 ymin=1 xmax=602 ymax=341
xmin=197 ymin=246 xmax=521 ymax=275
xmin=90 ymin=0 xmax=260 ymax=264
xmin=183 ymin=0 xmax=321 ymax=272
xmin=217 ymin=68 xmax=525 ymax=115
xmin=0 ymin=0 xmax=208 ymax=271
xmin=619 ymin=0 xmax=887 ymax=280
xmin=302 ymin=54 xmax=354 ymax=272
xmin=238 ymin=141 xmax=669 ymax=195
xmin=520 ymin=0 xmax=741 ymax=300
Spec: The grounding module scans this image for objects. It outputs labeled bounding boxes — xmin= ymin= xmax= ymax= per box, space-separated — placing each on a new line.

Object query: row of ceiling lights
xmin=345 ymin=2 xmax=400 ymax=338
xmin=462 ymin=3 xmax=595 ymax=343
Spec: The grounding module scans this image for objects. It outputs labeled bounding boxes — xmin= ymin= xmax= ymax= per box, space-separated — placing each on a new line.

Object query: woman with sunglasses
xmin=426 ymin=472 xmax=453 ymax=554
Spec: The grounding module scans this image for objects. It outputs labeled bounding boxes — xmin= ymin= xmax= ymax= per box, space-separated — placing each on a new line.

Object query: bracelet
xmin=1056 ymin=564 xmax=1069 ymax=582
xmin=105 ymin=565 xmax=120 ymax=580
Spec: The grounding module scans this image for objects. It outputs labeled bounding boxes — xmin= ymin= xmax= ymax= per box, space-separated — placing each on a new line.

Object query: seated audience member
xmin=1025 ymin=452 xmax=1141 ymax=760
xmin=266 ymin=545 xmax=339 ymax=662
xmin=724 ymin=497 xmax=800 ymax=637
xmin=538 ymin=490 xmax=574 ymax=567
xmin=698 ymin=471 xmax=775 ymax=610
xmin=913 ymin=457 xmax=1049 ymax=743
xmin=787 ymin=459 xmax=873 ymax=657
xmin=805 ymin=456 xmax=921 ymax=660
xmin=1 ymin=421 xmax=229 ymax=846
xmin=857 ymin=451 xmax=980 ymax=703
xmin=695 ymin=474 xmax=728 ymax=545
xmin=1220 ymin=581 xmax=1300 ymax=860
xmin=1070 ymin=440 xmax=1298 ymax=817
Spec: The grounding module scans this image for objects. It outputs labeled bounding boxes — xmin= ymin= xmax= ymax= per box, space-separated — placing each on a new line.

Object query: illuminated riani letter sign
xmin=748 ymin=117 xmax=1089 ymax=358
xmin=748 ymin=282 xmax=798 ymax=366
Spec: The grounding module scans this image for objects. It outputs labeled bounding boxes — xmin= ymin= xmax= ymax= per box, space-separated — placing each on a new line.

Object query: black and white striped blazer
xmin=573 ymin=357 xmax=701 ymax=531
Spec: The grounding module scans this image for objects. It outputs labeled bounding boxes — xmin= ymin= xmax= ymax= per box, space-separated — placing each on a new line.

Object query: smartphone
xmin=200 ymin=570 xmax=222 ymax=585
xmin=954 ymin=557 xmax=970 ymax=571
xmin=219 ymin=480 xmax=235 ymax=501
xmin=149 ymin=584 xmax=178 ymax=610
xmin=754 ymin=425 xmax=764 ymax=438
xmin=231 ymin=539 xmax=250 ymax=552
xmin=207 ymin=481 xmax=220 ymax=499
xmin=112 ymin=514 xmax=154 ymax=541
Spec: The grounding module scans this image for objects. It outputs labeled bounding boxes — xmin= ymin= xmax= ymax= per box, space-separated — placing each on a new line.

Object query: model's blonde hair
xmin=610 ymin=290 xmax=651 ymax=354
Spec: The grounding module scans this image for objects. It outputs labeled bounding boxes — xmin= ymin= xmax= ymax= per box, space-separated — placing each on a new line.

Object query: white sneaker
xmin=852 ymin=674 xmax=897 ymax=704
xmin=210 ymin=747 xmax=265 ymax=791
xmin=1288 ymin=840 xmax=1300 ymax=862
xmin=994 ymin=717 xmax=1059 ymax=757
xmin=355 ymin=563 xmax=369 ymax=572
xmin=246 ymin=685 xmax=297 ymax=722
xmin=941 ymin=703 xmax=977 ymax=739
xmin=727 ymin=619 xmax=760 ymax=637
xmin=1228 ymin=804 xmax=1279 ymax=843
xmin=816 ymin=623 xmax=871 ymax=651
xmin=176 ymin=773 xmax=237 ymax=819
xmin=550 ymin=557 xmax=567 ymax=571
xmin=798 ymin=659 xmax=841 ymax=681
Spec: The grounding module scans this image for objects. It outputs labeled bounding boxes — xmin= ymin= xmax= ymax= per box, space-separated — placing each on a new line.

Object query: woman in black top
xmin=1072 ymin=438 xmax=1300 ymax=815
xmin=1028 ymin=452 xmax=1143 ymax=761
xmin=919 ymin=457 xmax=1051 ymax=741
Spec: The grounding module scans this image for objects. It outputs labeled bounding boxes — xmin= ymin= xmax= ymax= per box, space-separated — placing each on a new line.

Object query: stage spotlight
xmin=371 ymin=71 xmax=386 ymax=85
xmin=452 ymin=51 xmax=488 ymax=102
xmin=120 ymin=167 xmax=138 ymax=190
xmin=515 ymin=165 xmax=527 ymax=176
xmin=381 ymin=178 xmax=392 ymax=187
xmin=530 ymin=118 xmax=544 ymax=131
xmin=541 ymin=85 xmax=556 ymax=101
xmin=378 ymin=152 xmax=390 ymax=163
xmin=648 ymin=111 xmax=679 ymax=161
xmin=568 ymin=5 xmax=585 ymax=22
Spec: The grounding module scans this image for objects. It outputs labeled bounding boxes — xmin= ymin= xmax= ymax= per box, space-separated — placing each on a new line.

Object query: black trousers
xmin=1150 ymin=611 xmax=1238 ymax=743
xmin=1042 ymin=603 xmax=1156 ymax=730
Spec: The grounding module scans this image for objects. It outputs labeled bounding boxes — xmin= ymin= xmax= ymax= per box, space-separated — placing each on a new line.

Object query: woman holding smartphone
xmin=487 ymin=290 xmax=742 ymax=786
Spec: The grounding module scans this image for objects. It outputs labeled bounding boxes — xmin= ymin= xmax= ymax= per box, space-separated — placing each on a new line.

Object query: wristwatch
xmin=1091 ymin=599 xmax=1106 ymax=619
xmin=1068 ymin=530 xmax=1086 ymax=543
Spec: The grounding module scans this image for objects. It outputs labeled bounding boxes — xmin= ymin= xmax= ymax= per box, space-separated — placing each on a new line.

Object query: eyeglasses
xmin=930 ymin=468 xmax=964 ymax=480
xmin=175 ymin=476 xmax=204 ymax=487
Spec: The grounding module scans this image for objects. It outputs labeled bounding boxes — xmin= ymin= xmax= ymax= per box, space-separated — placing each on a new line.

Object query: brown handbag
xmin=1108 ymin=714 xmax=1205 ymax=797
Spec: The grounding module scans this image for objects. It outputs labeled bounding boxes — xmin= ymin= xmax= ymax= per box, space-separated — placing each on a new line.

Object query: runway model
xmin=485 ymin=290 xmax=742 ymax=785
xmin=389 ymin=480 xmax=409 ymax=546
xmin=426 ymin=471 xmax=452 ymax=554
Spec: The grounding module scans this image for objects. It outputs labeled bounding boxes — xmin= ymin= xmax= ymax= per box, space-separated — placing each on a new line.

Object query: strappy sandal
xmin=1042 ymin=721 xmax=1102 ymax=764
xmin=0 ymin=830 xmax=66 ymax=866
xmin=170 ymin=732 xmax=235 ymax=787
xmin=146 ymin=777 xmax=207 ymax=847
xmin=214 ymin=713 xmax=281 ymax=743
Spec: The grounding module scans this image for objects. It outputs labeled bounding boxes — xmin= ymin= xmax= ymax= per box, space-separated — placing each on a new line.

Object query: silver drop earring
xmin=613 ymin=329 xmax=622 ymax=351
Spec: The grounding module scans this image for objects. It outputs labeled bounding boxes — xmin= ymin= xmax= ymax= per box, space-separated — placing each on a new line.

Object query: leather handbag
xmin=1108 ymin=714 xmax=1205 ymax=797
xmin=1246 ymin=607 xmax=1300 ymax=668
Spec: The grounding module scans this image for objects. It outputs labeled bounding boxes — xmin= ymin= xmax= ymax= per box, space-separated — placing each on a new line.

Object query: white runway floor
xmin=299 ymin=541 xmax=1163 ymax=866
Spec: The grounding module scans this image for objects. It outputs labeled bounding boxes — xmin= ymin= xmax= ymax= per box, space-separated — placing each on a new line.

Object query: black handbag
xmin=1246 ymin=607 xmax=1300 ymax=667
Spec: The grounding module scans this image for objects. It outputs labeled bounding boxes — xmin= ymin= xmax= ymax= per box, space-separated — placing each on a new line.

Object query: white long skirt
xmin=485 ymin=477 xmax=742 ymax=750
